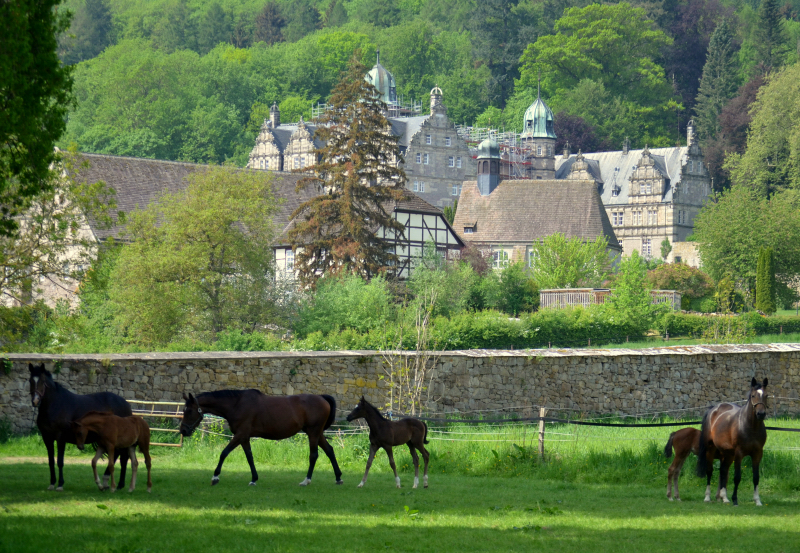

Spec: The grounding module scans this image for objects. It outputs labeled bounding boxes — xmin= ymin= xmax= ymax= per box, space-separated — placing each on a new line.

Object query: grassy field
xmin=597 ymin=332 xmax=800 ymax=349
xmin=2 ymin=419 xmax=800 ymax=553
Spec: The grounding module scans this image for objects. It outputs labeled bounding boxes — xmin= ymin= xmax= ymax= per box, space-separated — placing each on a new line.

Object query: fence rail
xmin=129 ymin=400 xmax=184 ymax=448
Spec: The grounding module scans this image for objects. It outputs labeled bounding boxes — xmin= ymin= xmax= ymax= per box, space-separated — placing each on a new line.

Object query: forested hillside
xmin=57 ymin=0 xmax=800 ymax=179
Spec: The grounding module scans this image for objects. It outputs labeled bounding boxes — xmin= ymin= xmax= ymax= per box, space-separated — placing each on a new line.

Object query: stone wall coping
xmin=7 ymin=342 xmax=800 ymax=361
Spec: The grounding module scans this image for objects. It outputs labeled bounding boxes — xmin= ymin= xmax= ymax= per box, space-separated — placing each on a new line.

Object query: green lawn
xmin=3 ymin=418 xmax=800 ymax=553
xmin=597 ymin=332 xmax=800 ymax=349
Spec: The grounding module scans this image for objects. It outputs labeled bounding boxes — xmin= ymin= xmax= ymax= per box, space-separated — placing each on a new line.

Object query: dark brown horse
xmin=28 ymin=363 xmax=131 ymax=491
xmin=73 ymin=411 xmax=153 ymax=493
xmin=346 ymin=396 xmax=429 ymax=489
xmin=179 ymin=390 xmax=342 ymax=486
xmin=696 ymin=377 xmax=768 ymax=506
xmin=664 ymin=427 xmax=702 ymax=501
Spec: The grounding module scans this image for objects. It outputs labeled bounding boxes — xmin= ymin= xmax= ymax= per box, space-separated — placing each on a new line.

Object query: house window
xmin=424 ymin=154 xmax=430 ymax=164
xmin=644 ymin=182 xmax=652 ymax=194
xmin=633 ymin=211 xmax=642 ymax=225
xmin=300 ymin=156 xmax=306 ymax=168
xmin=416 ymin=153 xmax=421 ymax=163
xmin=612 ymin=212 xmax=623 ymax=226
xmin=286 ymin=249 xmax=294 ymax=271
xmin=648 ymin=209 xmax=657 ymax=225
xmin=698 ymin=161 xmax=703 ymax=173
xmin=546 ymin=145 xmax=552 ymax=156
xmin=675 ymin=256 xmax=682 ymax=263
xmin=527 ymin=248 xmax=537 ymax=268
xmin=294 ymin=156 xmax=300 ymax=169
xmin=413 ymin=181 xmax=419 ymax=192
xmin=642 ymin=238 xmax=652 ymax=258
xmin=452 ymin=184 xmax=461 ymax=196
xmin=612 ymin=186 xmax=620 ymax=197
xmin=689 ymin=160 xmax=694 ymax=172
xmin=537 ymin=145 xmax=542 ymax=156
xmin=445 ymin=136 xmax=452 ymax=146
xmin=419 ymin=181 xmax=425 ymax=192
xmin=456 ymin=157 xmax=462 ymax=168
xmin=492 ymin=248 xmax=510 ymax=269
xmin=264 ymin=159 xmax=269 ymax=170
xmin=448 ymin=156 xmax=455 ymax=167
xmin=464 ymin=226 xmax=475 ymax=234
xmin=425 ymin=134 xmax=432 ymax=144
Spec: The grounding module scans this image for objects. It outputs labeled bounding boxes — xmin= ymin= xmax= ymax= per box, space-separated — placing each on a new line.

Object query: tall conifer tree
xmin=756 ymin=247 xmax=777 ymax=313
xmin=694 ymin=19 xmax=738 ymax=142
xmin=288 ymin=54 xmax=407 ymax=286
xmin=754 ymin=0 xmax=789 ymax=73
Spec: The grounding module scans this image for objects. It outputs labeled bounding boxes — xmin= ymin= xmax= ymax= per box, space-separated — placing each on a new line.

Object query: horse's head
xmin=28 ymin=363 xmax=51 ymax=407
xmin=749 ymin=377 xmax=769 ymax=421
xmin=71 ymin=420 xmax=89 ymax=451
xmin=346 ymin=396 xmax=368 ymax=422
xmin=179 ymin=392 xmax=204 ymax=437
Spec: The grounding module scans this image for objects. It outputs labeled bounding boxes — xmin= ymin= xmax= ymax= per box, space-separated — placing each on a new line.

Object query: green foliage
xmin=646 ymin=263 xmax=714 ymax=299
xmin=407 ymin=244 xmax=475 ymax=319
xmin=109 ymin=166 xmax=285 ymax=345
xmin=694 ymin=19 xmax=739 ymax=142
xmin=484 ymin=262 xmax=539 ymax=317
xmin=519 ymin=2 xmax=679 ymax=146
xmin=756 ymin=247 xmax=777 ymax=314
xmin=442 ymin=199 xmax=457 ymax=224
xmin=530 ymin=233 xmax=611 ymax=289
xmin=753 ymin=0 xmax=790 ymax=72
xmin=1 ymin=0 xmax=74 ymax=237
xmin=59 ymin=0 xmax=114 ymax=64
xmin=659 ymin=238 xmax=672 ymax=261
xmin=295 ymin=275 xmax=393 ymax=337
xmin=212 ymin=328 xmax=283 ymax=351
xmin=606 ymin=250 xmax=666 ymax=334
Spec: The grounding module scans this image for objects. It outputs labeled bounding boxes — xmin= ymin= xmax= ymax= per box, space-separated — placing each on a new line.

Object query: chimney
xmin=562 ymin=141 xmax=570 ymax=159
xmin=622 ymin=136 xmax=630 ymax=155
xmin=270 ymin=102 xmax=280 ymax=128
xmin=687 ymin=119 xmax=696 ymax=148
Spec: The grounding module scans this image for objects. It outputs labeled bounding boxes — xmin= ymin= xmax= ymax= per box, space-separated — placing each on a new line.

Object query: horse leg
xmin=128 ymin=447 xmax=138 ymax=493
xmin=717 ymin=456 xmax=732 ymax=504
xmin=752 ymin=458 xmax=762 ymax=506
xmin=300 ymin=434 xmax=320 ymax=486
xmin=358 ymin=444 xmax=379 ymax=488
xmin=731 ymin=456 xmax=742 ymax=506
xmin=91 ymin=447 xmax=105 ymax=490
xmin=408 ymin=443 xmax=420 ymax=489
xmin=117 ymin=448 xmax=129 ymax=489
xmin=212 ymin=434 xmax=244 ymax=486
xmin=318 ymin=435 xmax=344 ymax=484
xmin=704 ymin=452 xmax=714 ymax=503
xmin=44 ymin=435 xmax=57 ymax=490
xmin=107 ymin=446 xmax=117 ymax=492
xmin=669 ymin=454 xmax=685 ymax=501
xmin=56 ymin=439 xmax=67 ymax=491
xmin=386 ymin=447 xmax=401 ymax=488
xmin=141 ymin=443 xmax=153 ymax=493
xmin=420 ymin=444 xmax=430 ymax=489
xmin=241 ymin=440 xmax=258 ymax=486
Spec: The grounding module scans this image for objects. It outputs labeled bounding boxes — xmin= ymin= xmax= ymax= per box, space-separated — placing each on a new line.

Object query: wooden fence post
xmin=538 ymin=407 xmax=547 ymax=460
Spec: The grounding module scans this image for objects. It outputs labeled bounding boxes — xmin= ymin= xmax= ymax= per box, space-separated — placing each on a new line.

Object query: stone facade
xmin=3 ymin=344 xmax=799 ymax=435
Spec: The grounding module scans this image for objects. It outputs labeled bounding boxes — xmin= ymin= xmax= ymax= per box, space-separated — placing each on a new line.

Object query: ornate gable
xmin=248 ymin=119 xmax=282 ymax=171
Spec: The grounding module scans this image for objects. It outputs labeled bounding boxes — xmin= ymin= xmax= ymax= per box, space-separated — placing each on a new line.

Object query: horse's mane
xmin=363 ymin=399 xmax=389 ymax=421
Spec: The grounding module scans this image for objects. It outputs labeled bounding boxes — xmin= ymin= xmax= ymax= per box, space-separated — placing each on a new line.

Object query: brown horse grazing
xmin=346 ymin=396 xmax=430 ymax=489
xmin=179 ymin=390 xmax=343 ymax=486
xmin=696 ymin=377 xmax=769 ymax=506
xmin=664 ymin=427 xmax=702 ymax=501
xmin=72 ymin=411 xmax=153 ymax=493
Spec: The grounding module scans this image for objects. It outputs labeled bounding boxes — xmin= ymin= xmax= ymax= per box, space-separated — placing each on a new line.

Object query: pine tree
xmin=755 ymin=247 xmax=765 ymax=309
xmin=755 ymin=247 xmax=777 ymax=313
xmin=694 ymin=19 xmax=739 ymax=142
xmin=288 ymin=55 xmax=407 ymax=286
xmin=59 ymin=0 xmax=113 ymax=64
xmin=254 ymin=2 xmax=285 ymax=45
xmin=197 ymin=3 xmax=232 ymax=54
xmin=754 ymin=0 xmax=789 ymax=73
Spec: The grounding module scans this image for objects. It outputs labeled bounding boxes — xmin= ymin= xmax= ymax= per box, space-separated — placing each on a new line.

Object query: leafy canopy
xmin=109 ymin=166 xmax=283 ymax=345
xmin=529 ymin=233 xmax=611 ymax=289
xmin=288 ymin=54 xmax=406 ymax=285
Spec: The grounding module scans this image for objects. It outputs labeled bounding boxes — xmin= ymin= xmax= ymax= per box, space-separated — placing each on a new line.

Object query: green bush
xmin=699 ymin=297 xmax=718 ymax=313
xmin=658 ymin=312 xmax=708 ymax=337
xmin=212 ymin=329 xmax=284 ymax=352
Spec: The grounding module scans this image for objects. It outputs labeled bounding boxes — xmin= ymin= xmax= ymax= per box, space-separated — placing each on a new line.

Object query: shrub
xmin=213 ymin=329 xmax=283 ymax=352
xmin=647 ymin=263 xmax=714 ymax=299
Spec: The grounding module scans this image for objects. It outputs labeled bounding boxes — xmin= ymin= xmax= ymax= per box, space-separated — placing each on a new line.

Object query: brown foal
xmin=73 ymin=411 xmax=153 ymax=493
xmin=346 ymin=396 xmax=430 ymax=489
xmin=664 ymin=427 xmax=702 ymax=501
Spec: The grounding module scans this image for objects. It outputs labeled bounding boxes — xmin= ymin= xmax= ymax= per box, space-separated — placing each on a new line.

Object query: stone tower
xmin=477 ymin=137 xmax=501 ymax=196
xmin=520 ymin=85 xmax=557 ymax=179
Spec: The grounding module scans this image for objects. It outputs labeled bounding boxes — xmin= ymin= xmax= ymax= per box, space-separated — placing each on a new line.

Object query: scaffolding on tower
xmin=454 ymin=124 xmax=535 ymax=180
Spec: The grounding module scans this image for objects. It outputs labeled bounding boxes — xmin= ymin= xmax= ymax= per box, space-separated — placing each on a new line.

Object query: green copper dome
xmin=520 ymin=92 xmax=556 ymax=140
xmin=365 ymin=50 xmax=397 ymax=105
xmin=476 ymin=137 xmax=500 ymax=159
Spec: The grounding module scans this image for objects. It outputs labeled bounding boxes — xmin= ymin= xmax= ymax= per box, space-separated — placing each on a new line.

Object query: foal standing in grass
xmin=346 ymin=396 xmax=429 ymax=489
xmin=73 ymin=412 xmax=153 ymax=493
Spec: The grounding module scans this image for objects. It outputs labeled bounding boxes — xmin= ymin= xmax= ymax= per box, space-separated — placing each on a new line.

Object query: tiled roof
xmin=453 ymin=179 xmax=620 ymax=249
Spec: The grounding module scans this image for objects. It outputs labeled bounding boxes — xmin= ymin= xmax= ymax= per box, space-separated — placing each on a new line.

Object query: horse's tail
xmin=695 ymin=409 xmax=712 ymax=478
xmin=321 ymin=394 xmax=337 ymax=431
xmin=423 ymin=421 xmax=429 ymax=444
xmin=664 ymin=432 xmax=676 ymax=458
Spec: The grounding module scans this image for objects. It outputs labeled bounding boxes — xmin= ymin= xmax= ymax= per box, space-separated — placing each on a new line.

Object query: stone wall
xmin=3 ymin=344 xmax=800 ymax=435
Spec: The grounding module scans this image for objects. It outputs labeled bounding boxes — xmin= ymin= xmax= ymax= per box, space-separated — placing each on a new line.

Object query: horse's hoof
xmin=676 ymin=498 xmax=681 ymax=502
xmin=335 ymin=480 xmax=344 ymax=485
xmin=249 ymin=481 xmax=257 ymax=486
xmin=147 ymin=487 xmax=152 ymax=494
xmin=668 ymin=497 xmax=673 ymax=502
xmin=755 ymin=501 xmax=762 ymax=507
xmin=704 ymin=498 xmax=711 ymax=503
xmin=47 ymin=485 xmax=55 ymax=491
xmin=299 ymin=478 xmax=311 ymax=486
xmin=211 ymin=477 xmax=219 ymax=486
xmin=357 ymin=482 xmax=364 ymax=488
xmin=55 ymin=486 xmax=63 ymax=492
xmin=424 ymin=483 xmax=428 ymax=489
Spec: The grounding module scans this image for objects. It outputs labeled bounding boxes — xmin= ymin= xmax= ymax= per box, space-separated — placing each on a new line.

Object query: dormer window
xmin=425 ymin=134 xmax=432 ymax=145
xmin=445 ymin=136 xmax=451 ymax=146
xmin=612 ymin=186 xmax=620 ymax=197
xmin=464 ymin=224 xmax=476 ymax=234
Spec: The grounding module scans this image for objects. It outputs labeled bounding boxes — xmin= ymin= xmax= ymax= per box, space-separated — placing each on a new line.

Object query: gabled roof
xmin=555 ymin=147 xmax=687 ymax=205
xmin=453 ymin=179 xmax=620 ymax=249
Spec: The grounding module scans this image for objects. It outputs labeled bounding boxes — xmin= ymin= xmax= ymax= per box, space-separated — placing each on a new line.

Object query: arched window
xmin=482 ymin=160 xmax=488 ymax=173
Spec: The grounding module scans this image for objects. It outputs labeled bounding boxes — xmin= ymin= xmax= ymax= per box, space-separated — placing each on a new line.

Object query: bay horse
xmin=346 ymin=396 xmax=429 ymax=489
xmin=72 ymin=411 xmax=153 ymax=493
xmin=696 ymin=377 xmax=769 ymax=506
xmin=28 ymin=363 xmax=131 ymax=491
xmin=179 ymin=390 xmax=343 ymax=486
xmin=664 ymin=427 xmax=703 ymax=501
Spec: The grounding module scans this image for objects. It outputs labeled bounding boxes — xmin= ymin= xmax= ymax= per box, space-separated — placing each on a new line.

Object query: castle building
xmin=247 ymin=54 xmax=475 ymax=208
xmin=458 ymin=91 xmax=711 ymax=261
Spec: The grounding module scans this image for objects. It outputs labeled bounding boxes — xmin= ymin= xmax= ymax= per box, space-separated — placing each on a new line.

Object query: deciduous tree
xmin=529 ymin=233 xmax=611 ymax=289
xmin=288 ymin=55 xmax=406 ymax=286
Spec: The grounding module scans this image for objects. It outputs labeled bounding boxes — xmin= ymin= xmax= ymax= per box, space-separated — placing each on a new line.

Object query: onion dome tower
xmin=430 ymin=85 xmax=444 ymax=115
xmin=477 ymin=137 xmax=501 ymax=196
xmin=520 ymin=82 xmax=557 ymax=179
xmin=365 ymin=49 xmax=397 ymax=105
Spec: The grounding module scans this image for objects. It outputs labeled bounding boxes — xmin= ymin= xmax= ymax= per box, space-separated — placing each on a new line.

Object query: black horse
xmin=179 ymin=390 xmax=343 ymax=487
xmin=28 ymin=363 xmax=132 ymax=491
